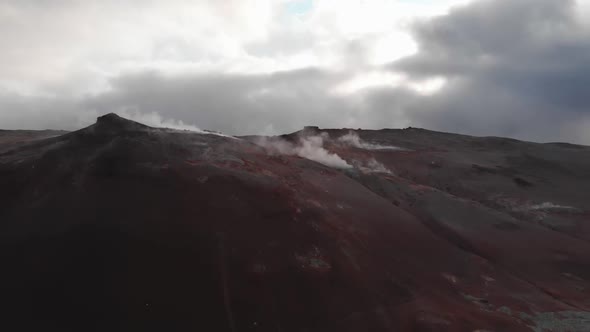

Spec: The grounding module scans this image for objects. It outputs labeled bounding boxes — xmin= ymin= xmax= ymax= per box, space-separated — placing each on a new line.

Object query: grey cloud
xmin=82 ymin=0 xmax=590 ymax=144
xmin=1 ymin=67 xmax=407 ymax=134
xmin=393 ymin=0 xmax=578 ymax=77
xmin=2 ymin=0 xmax=590 ymax=146
xmin=83 ymin=67 xmax=420 ymax=136
xmin=386 ymin=0 xmax=590 ymax=143
xmin=0 ymin=92 xmax=94 ymax=130
xmin=84 ymin=68 xmax=363 ymax=135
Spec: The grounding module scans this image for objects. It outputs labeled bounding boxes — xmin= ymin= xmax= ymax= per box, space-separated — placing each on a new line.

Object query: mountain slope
xmin=1 ymin=114 xmax=589 ymax=331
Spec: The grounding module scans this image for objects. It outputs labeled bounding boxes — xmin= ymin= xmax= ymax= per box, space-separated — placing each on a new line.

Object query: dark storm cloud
xmin=84 ymin=68 xmax=362 ymax=135
xmin=388 ymin=0 xmax=590 ymax=142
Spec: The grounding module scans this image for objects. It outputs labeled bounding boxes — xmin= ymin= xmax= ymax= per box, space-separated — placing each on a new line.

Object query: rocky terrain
xmin=1 ymin=113 xmax=590 ymax=331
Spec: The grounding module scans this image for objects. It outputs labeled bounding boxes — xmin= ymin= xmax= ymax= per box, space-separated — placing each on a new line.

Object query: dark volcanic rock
xmin=95 ymin=112 xmax=152 ymax=132
xmin=1 ymin=115 xmax=590 ymax=331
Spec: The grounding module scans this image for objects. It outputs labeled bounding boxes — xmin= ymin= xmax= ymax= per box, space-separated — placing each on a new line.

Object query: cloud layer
xmin=1 ymin=0 xmax=590 ymax=144
xmin=392 ymin=0 xmax=590 ymax=143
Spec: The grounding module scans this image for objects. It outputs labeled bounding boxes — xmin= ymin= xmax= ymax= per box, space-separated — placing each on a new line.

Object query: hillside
xmin=1 ymin=113 xmax=590 ymax=331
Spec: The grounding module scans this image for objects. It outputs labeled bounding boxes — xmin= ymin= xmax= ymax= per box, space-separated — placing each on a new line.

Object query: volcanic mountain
xmin=1 ymin=113 xmax=590 ymax=331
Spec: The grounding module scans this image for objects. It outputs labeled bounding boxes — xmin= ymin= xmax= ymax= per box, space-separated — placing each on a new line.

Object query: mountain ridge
xmin=1 ymin=114 xmax=590 ymax=331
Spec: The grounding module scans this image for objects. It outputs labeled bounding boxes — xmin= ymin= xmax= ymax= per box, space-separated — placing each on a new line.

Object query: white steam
xmin=337 ymin=131 xmax=403 ymax=150
xmin=350 ymin=158 xmax=392 ymax=174
xmin=254 ymin=130 xmax=396 ymax=173
xmin=361 ymin=158 xmax=392 ymax=174
xmin=118 ymin=109 xmax=236 ymax=138
xmin=119 ymin=109 xmax=202 ymax=131
xmin=256 ymin=133 xmax=352 ymax=169
xmin=297 ymin=135 xmax=353 ymax=169
xmin=527 ymin=202 xmax=578 ymax=212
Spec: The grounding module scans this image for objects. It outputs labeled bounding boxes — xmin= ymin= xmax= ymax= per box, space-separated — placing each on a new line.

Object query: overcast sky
xmin=1 ymin=0 xmax=590 ymax=143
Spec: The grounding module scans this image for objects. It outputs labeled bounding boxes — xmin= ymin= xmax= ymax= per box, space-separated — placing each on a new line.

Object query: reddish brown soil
xmin=1 ymin=114 xmax=589 ymax=331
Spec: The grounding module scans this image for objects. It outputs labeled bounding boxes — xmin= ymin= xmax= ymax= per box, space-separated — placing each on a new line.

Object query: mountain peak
xmin=94 ymin=113 xmax=151 ymax=133
xmin=96 ymin=112 xmax=124 ymax=123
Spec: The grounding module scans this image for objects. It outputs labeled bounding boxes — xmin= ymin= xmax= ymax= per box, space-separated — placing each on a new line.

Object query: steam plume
xmin=255 ymin=133 xmax=352 ymax=169
xmin=337 ymin=131 xmax=403 ymax=150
